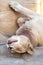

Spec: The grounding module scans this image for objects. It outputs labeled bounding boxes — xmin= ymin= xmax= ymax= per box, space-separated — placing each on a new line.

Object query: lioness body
xmin=7 ymin=1 xmax=43 ymax=54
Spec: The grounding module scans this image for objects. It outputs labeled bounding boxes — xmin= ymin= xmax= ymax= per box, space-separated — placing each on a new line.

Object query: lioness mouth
xmin=8 ymin=40 xmax=18 ymax=44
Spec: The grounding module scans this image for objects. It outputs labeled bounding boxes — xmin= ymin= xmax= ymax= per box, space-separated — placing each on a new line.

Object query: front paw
xmin=9 ymin=0 xmax=22 ymax=12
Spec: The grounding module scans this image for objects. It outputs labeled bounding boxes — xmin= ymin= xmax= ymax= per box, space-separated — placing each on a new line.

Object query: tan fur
xmin=7 ymin=35 xmax=34 ymax=54
xmin=0 ymin=0 xmax=26 ymax=36
xmin=7 ymin=1 xmax=43 ymax=54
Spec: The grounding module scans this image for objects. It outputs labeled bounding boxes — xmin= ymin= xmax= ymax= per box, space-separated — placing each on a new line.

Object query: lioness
xmin=7 ymin=1 xmax=43 ymax=55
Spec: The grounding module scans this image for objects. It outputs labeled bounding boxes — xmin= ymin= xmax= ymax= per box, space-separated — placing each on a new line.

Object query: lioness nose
xmin=9 ymin=47 xmax=12 ymax=49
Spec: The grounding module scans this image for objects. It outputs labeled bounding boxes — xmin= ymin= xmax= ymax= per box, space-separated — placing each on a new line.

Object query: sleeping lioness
xmin=7 ymin=1 xmax=43 ymax=55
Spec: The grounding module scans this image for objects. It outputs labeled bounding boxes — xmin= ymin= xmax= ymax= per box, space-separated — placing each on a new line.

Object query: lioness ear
xmin=27 ymin=44 xmax=34 ymax=55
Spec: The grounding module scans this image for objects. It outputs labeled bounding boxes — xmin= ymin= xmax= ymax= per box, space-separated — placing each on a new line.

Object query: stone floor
xmin=0 ymin=34 xmax=43 ymax=65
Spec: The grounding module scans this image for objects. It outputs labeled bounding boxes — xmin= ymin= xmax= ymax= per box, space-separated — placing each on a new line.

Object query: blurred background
xmin=15 ymin=0 xmax=43 ymax=15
